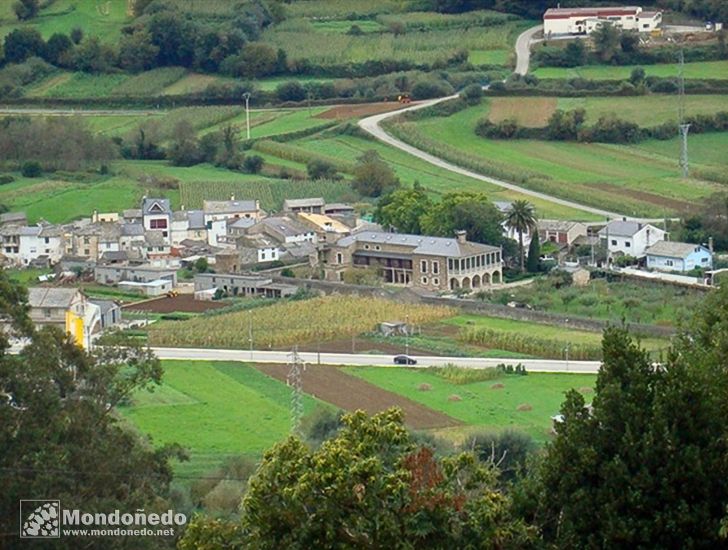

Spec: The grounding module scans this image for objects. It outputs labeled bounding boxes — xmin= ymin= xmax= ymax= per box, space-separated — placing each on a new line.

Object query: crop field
xmin=532 ymin=60 xmax=728 ymax=80
xmin=120 ymin=361 xmax=324 ymax=477
xmin=178 ymin=178 xmax=356 ymax=212
xmin=284 ymin=0 xmax=411 ymax=19
xmin=443 ymin=315 xmax=669 ymax=359
xmin=400 ymin=103 xmax=725 ymax=216
xmin=485 ymin=278 xmax=704 ymax=327
xmin=486 ymin=95 xmax=728 ymax=128
xmin=0 ymin=0 xmax=130 ymax=42
xmin=345 ymin=367 xmax=596 ymax=442
xmin=29 ymin=72 xmax=130 ymax=98
xmin=147 ymin=296 xmax=455 ymax=349
xmin=264 ymin=20 xmax=528 ymax=67
xmin=291 ymin=134 xmax=601 ymax=221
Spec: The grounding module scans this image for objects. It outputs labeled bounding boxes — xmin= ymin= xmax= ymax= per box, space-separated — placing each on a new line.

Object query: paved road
xmin=151 ymin=347 xmax=601 ymax=373
xmin=358 ymin=25 xmax=670 ymax=223
xmin=515 ymin=25 xmax=543 ymax=76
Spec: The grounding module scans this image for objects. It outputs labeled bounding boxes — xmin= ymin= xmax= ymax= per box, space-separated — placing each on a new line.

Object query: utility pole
xmin=287 ymin=346 xmax=306 ymax=435
xmin=243 ymin=92 xmax=252 ymax=140
xmin=678 ymin=49 xmax=690 ymax=178
xmin=405 ymin=314 xmax=410 ymax=357
xmin=248 ymin=310 xmax=253 ymax=361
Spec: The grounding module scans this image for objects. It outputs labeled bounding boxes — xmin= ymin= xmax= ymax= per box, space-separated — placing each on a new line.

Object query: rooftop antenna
xmin=678 ymin=49 xmax=690 ymax=178
xmin=287 ymin=346 xmax=306 ymax=435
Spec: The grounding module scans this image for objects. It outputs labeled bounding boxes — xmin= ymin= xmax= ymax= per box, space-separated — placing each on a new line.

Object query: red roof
xmin=544 ymin=6 xmax=640 ymax=20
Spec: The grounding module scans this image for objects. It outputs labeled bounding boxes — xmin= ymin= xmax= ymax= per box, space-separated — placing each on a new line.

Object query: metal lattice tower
xmin=287 ymin=346 xmax=306 ymax=434
xmin=678 ymin=49 xmax=690 ymax=178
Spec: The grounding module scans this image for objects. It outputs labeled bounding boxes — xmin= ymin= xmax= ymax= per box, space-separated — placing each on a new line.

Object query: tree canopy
xmin=0 ymin=270 xmax=183 ymax=548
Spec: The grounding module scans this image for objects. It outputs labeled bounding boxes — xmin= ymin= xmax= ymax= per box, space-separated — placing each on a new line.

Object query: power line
xmin=287 ymin=346 xmax=306 ymax=435
xmin=678 ymin=49 xmax=690 ymax=178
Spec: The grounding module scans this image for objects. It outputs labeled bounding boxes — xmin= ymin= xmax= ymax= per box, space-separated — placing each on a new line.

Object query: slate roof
xmin=142 ymin=198 xmax=171 ymax=216
xmin=538 ymin=220 xmax=585 ymax=232
xmin=598 ymin=220 xmax=658 ymax=238
xmin=283 ymin=198 xmax=324 ymax=210
xmin=0 ymin=212 xmax=27 ymax=225
xmin=203 ymin=199 xmax=258 ymax=214
xmin=28 ymin=287 xmax=81 ymax=309
xmin=645 ymin=241 xmax=708 ymax=259
xmin=121 ymin=223 xmax=145 ymax=237
xmin=261 ymin=216 xmax=311 ymax=238
xmin=336 ymin=232 xmax=499 ymax=258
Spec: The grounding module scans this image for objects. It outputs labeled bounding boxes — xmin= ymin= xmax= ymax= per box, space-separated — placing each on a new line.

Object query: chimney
xmin=230 ymin=194 xmax=235 ymax=201
xmin=455 ymin=230 xmax=467 ymax=244
xmin=709 ymin=237 xmax=714 ymax=253
xmin=181 ymin=204 xmax=185 ymax=211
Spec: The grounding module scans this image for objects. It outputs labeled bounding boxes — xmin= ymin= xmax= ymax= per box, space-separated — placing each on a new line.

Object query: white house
xmin=645 ymin=241 xmax=713 ymax=273
xmin=203 ymin=198 xmax=262 ymax=225
xmin=171 ymin=210 xmax=206 ymax=246
xmin=142 ymin=197 xmax=172 ymax=245
xmin=598 ymin=220 xmax=666 ymax=259
xmin=257 ymin=216 xmax=317 ymax=245
xmin=543 ymin=6 xmax=662 ymax=36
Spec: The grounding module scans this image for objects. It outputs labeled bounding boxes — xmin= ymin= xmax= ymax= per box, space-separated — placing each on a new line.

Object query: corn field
xmin=460 ymin=327 xmax=603 ymax=361
xmin=148 ymin=296 xmax=455 ymax=349
xmin=178 ymin=179 xmax=355 ymax=211
xmin=253 ymin=140 xmax=356 ymax=173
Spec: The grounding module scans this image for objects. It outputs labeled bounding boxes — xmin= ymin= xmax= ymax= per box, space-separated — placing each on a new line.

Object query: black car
xmin=393 ymin=355 xmax=417 ymax=365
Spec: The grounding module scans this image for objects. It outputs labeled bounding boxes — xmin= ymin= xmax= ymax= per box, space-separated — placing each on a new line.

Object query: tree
xmin=13 ymin=0 xmax=39 ymax=21
xmin=546 ymin=108 xmax=585 ymax=141
xmin=629 ymin=66 xmax=646 ymax=86
xmin=44 ymin=33 xmax=74 ymax=66
xmin=563 ymin=40 xmax=587 ymax=66
xmin=0 ymin=270 xmax=183 ymax=548
xmin=352 ymin=150 xmax=399 ymax=197
xmin=619 ymin=30 xmax=640 ymax=54
xmin=3 ymin=28 xmax=45 ymax=63
xmin=275 ymin=80 xmax=306 ymax=102
xmin=72 ymin=36 xmax=115 ymax=73
xmin=420 ymin=192 xmax=505 ymax=247
xmin=168 ymin=120 xmax=203 ymax=166
xmin=524 ymin=300 xmax=728 ymax=548
xmin=526 ymin=230 xmax=541 ymax=273
xmin=69 ymin=27 xmax=83 ymax=45
xmin=374 ymin=182 xmax=432 ymax=234
xmin=464 ymin=429 xmax=535 ymax=483
xmin=180 ymin=409 xmax=534 ymax=549
xmin=242 ymin=154 xmax=264 ymax=174
xmin=591 ymin=23 xmax=621 ymax=62
xmin=194 ymin=257 xmax=209 ymax=273
xmin=461 ymin=83 xmax=484 ymax=105
xmin=21 ymin=161 xmax=41 ymax=177
xmin=306 ymin=159 xmax=338 ymax=180
xmin=228 ymin=42 xmax=278 ymax=78
xmin=119 ymin=28 xmax=159 ymax=72
xmin=504 ymin=200 xmax=537 ymax=272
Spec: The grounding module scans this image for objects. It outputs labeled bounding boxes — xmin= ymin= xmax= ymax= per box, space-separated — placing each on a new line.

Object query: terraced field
xmin=533 ymin=60 xmax=728 ymax=80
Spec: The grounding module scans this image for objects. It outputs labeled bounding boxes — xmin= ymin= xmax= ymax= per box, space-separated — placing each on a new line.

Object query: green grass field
xmin=292 ymin=133 xmax=601 ymax=221
xmin=402 ymin=100 xmax=726 ymax=216
xmin=533 ymin=60 xmax=728 ymax=80
xmin=120 ymin=360 xmax=323 ymax=477
xmin=345 ymin=367 xmax=596 ymax=442
xmin=483 ymin=278 xmax=704 ymax=327
xmin=0 ymin=0 xmax=130 ymax=43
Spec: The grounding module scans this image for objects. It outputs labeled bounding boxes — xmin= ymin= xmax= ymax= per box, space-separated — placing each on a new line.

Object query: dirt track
xmin=256 ymin=364 xmax=461 ymax=430
xmin=316 ymin=102 xmax=408 ymax=120
xmin=122 ymin=294 xmax=228 ymax=313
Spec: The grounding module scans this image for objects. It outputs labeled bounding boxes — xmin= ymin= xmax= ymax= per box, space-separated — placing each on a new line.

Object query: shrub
xmin=21 ymin=161 xmax=41 ymax=177
xmin=411 ymin=79 xmax=454 ymax=100
xmin=276 ymin=81 xmax=307 ymax=102
xmin=0 ymin=175 xmax=15 ymax=185
xmin=429 ymin=364 xmax=500 ymax=384
xmin=461 ymin=83 xmax=484 ymax=105
xmin=463 ymin=429 xmax=535 ymax=481
xmin=242 ymin=155 xmax=264 ymax=174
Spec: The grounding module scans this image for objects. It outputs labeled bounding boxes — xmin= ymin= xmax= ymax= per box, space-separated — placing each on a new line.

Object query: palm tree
xmin=504 ymin=200 xmax=537 ymax=272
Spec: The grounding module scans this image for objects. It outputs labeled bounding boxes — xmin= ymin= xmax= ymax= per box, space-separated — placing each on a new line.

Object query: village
xmin=2 ymin=193 xmax=719 ymax=350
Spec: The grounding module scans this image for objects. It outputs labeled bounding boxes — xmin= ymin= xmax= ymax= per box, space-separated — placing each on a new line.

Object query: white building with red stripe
xmin=543 ymin=6 xmax=662 ymax=36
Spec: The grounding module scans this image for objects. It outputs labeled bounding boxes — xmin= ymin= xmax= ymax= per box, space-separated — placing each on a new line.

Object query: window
xmin=421 ymin=277 xmax=428 ymax=285
xmin=336 ymin=253 xmax=343 ymax=264
xmin=150 ymin=219 xmax=167 ymax=229
xmin=375 ymin=245 xmax=381 ymax=251
xmin=44 ymin=237 xmax=49 ymax=244
xmin=611 ymin=239 xmax=617 ymax=246
xmin=84 ymin=249 xmax=90 ymax=256
xmin=421 ymin=260 xmax=427 ymax=273
xmin=433 ymin=278 xmax=439 ymax=286
xmin=364 ymin=244 xmax=370 ymax=250
xmin=625 ymin=241 xmax=631 ymax=248
xmin=701 ymin=257 xmax=708 ymax=263
xmin=83 ymin=237 xmax=90 ymax=245
xmin=44 ymin=308 xmax=52 ymax=318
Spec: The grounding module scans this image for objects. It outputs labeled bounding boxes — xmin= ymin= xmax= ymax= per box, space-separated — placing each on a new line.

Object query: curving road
xmin=358 ymin=25 xmax=647 ymax=221
xmin=151 ymin=347 xmax=600 ymax=374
